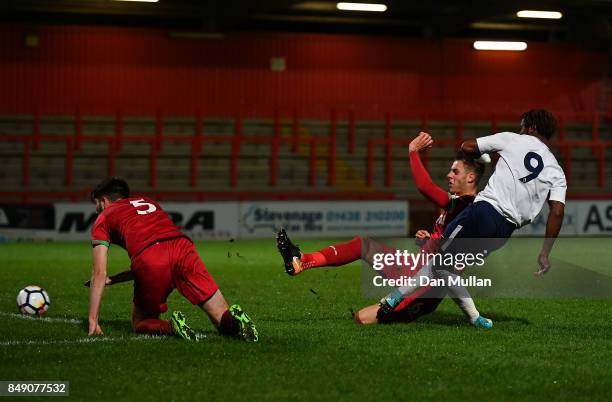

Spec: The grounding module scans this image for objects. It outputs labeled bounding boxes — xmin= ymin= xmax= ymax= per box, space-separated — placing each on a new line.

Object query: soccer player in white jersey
xmin=461 ymin=109 xmax=566 ymax=275
xmin=378 ymin=109 xmax=566 ymax=315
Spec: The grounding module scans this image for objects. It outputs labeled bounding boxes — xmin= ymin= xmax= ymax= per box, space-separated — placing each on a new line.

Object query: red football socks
xmin=134 ymin=319 xmax=173 ymax=336
xmin=300 ymin=236 xmax=363 ymax=270
xmin=218 ymin=309 xmax=240 ymax=336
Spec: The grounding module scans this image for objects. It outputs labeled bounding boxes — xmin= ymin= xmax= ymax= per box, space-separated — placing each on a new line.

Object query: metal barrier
xmin=1 ymin=109 xmax=611 ymax=202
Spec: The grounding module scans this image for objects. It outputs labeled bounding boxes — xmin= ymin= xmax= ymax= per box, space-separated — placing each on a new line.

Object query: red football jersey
xmin=430 ymin=194 xmax=476 ymax=239
xmin=91 ymin=197 xmax=188 ymax=259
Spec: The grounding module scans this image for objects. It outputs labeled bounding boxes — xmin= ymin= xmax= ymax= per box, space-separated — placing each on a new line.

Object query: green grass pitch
xmin=0 ymin=239 xmax=610 ymax=402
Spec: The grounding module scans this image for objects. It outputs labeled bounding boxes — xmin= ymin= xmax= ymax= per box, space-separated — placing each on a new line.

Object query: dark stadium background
xmin=1 ymin=1 xmax=611 ymax=236
xmin=0 ymin=3 xmax=611 ymax=402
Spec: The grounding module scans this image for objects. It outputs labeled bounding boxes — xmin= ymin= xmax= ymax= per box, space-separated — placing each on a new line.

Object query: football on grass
xmin=16 ymin=286 xmax=50 ymax=316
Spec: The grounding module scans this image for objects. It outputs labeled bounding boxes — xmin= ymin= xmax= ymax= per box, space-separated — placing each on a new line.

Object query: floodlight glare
xmin=517 ymin=10 xmax=562 ymax=19
xmin=473 ymin=41 xmax=528 ymax=51
xmin=337 ymin=3 xmax=387 ymax=12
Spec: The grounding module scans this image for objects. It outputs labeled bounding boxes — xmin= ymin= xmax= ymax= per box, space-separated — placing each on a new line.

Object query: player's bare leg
xmin=198 ymin=289 xmax=229 ymax=326
xmin=198 ymin=290 xmax=258 ymax=342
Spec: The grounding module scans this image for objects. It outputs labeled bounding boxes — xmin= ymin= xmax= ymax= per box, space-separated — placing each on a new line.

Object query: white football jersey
xmin=474 ymin=132 xmax=567 ymax=228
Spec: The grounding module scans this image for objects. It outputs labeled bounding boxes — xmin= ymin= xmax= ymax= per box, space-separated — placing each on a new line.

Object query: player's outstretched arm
xmin=88 ymin=245 xmax=109 ymax=336
xmin=535 ymin=200 xmax=565 ymax=276
xmin=108 ymin=270 xmax=134 ymax=284
xmin=84 ymin=269 xmax=134 ymax=287
xmin=463 ymin=132 xmax=516 ymax=158
xmin=409 ymin=132 xmax=450 ymax=209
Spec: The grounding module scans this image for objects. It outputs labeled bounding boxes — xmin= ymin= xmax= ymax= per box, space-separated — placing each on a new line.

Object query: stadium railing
xmin=0 ymin=108 xmax=611 ymax=202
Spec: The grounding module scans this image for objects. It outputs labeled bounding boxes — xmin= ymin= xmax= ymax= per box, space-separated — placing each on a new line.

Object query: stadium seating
xmin=0 ymin=112 xmax=611 ymax=203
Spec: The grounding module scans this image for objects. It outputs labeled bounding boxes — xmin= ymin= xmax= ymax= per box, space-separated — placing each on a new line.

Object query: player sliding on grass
xmin=87 ymin=177 xmax=258 ymax=341
xmin=379 ymin=109 xmax=567 ymax=313
xmin=278 ymin=132 xmax=493 ymax=328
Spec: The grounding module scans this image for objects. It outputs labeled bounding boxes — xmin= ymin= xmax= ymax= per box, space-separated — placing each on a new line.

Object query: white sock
xmin=438 ymin=270 xmax=480 ymax=323
xmin=452 ymin=297 xmax=480 ymax=323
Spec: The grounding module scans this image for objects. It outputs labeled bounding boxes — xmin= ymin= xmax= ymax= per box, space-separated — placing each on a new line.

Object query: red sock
xmin=218 ymin=309 xmax=239 ymax=337
xmin=301 ymin=236 xmax=362 ymax=269
xmin=134 ymin=319 xmax=173 ymax=336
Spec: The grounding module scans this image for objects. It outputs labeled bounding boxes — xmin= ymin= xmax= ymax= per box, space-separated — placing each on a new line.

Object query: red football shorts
xmin=131 ymin=237 xmax=219 ymax=316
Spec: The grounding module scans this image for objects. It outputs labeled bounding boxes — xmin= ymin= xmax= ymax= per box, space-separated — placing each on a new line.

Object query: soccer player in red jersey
xmin=87 ymin=177 xmax=258 ymax=341
xmin=277 ymin=132 xmax=492 ymax=328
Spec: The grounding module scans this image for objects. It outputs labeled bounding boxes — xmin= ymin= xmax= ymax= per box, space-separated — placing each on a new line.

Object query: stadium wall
xmin=1 ymin=200 xmax=611 ymax=241
xmin=0 ymin=201 xmax=409 ymax=241
xmin=0 ymin=24 xmax=607 ymax=117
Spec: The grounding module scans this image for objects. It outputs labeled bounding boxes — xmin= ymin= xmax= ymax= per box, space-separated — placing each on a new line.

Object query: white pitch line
xmin=0 ymin=335 xmax=165 ymax=347
xmin=0 ymin=311 xmax=83 ymax=325
xmin=0 ymin=334 xmax=207 ymax=346
xmin=0 ymin=311 xmax=208 ymax=343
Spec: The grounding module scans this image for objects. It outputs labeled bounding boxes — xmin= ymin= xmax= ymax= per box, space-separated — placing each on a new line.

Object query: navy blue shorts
xmin=441 ymin=201 xmax=516 ymax=255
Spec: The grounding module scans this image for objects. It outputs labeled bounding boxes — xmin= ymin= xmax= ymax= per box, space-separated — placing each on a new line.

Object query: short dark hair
xmin=90 ymin=177 xmax=130 ymax=202
xmin=521 ymin=109 xmax=557 ymax=139
xmin=455 ymin=150 xmax=485 ymax=186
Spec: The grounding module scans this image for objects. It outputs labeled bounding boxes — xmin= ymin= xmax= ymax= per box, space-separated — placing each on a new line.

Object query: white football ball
xmin=16 ymin=286 xmax=51 ymax=316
